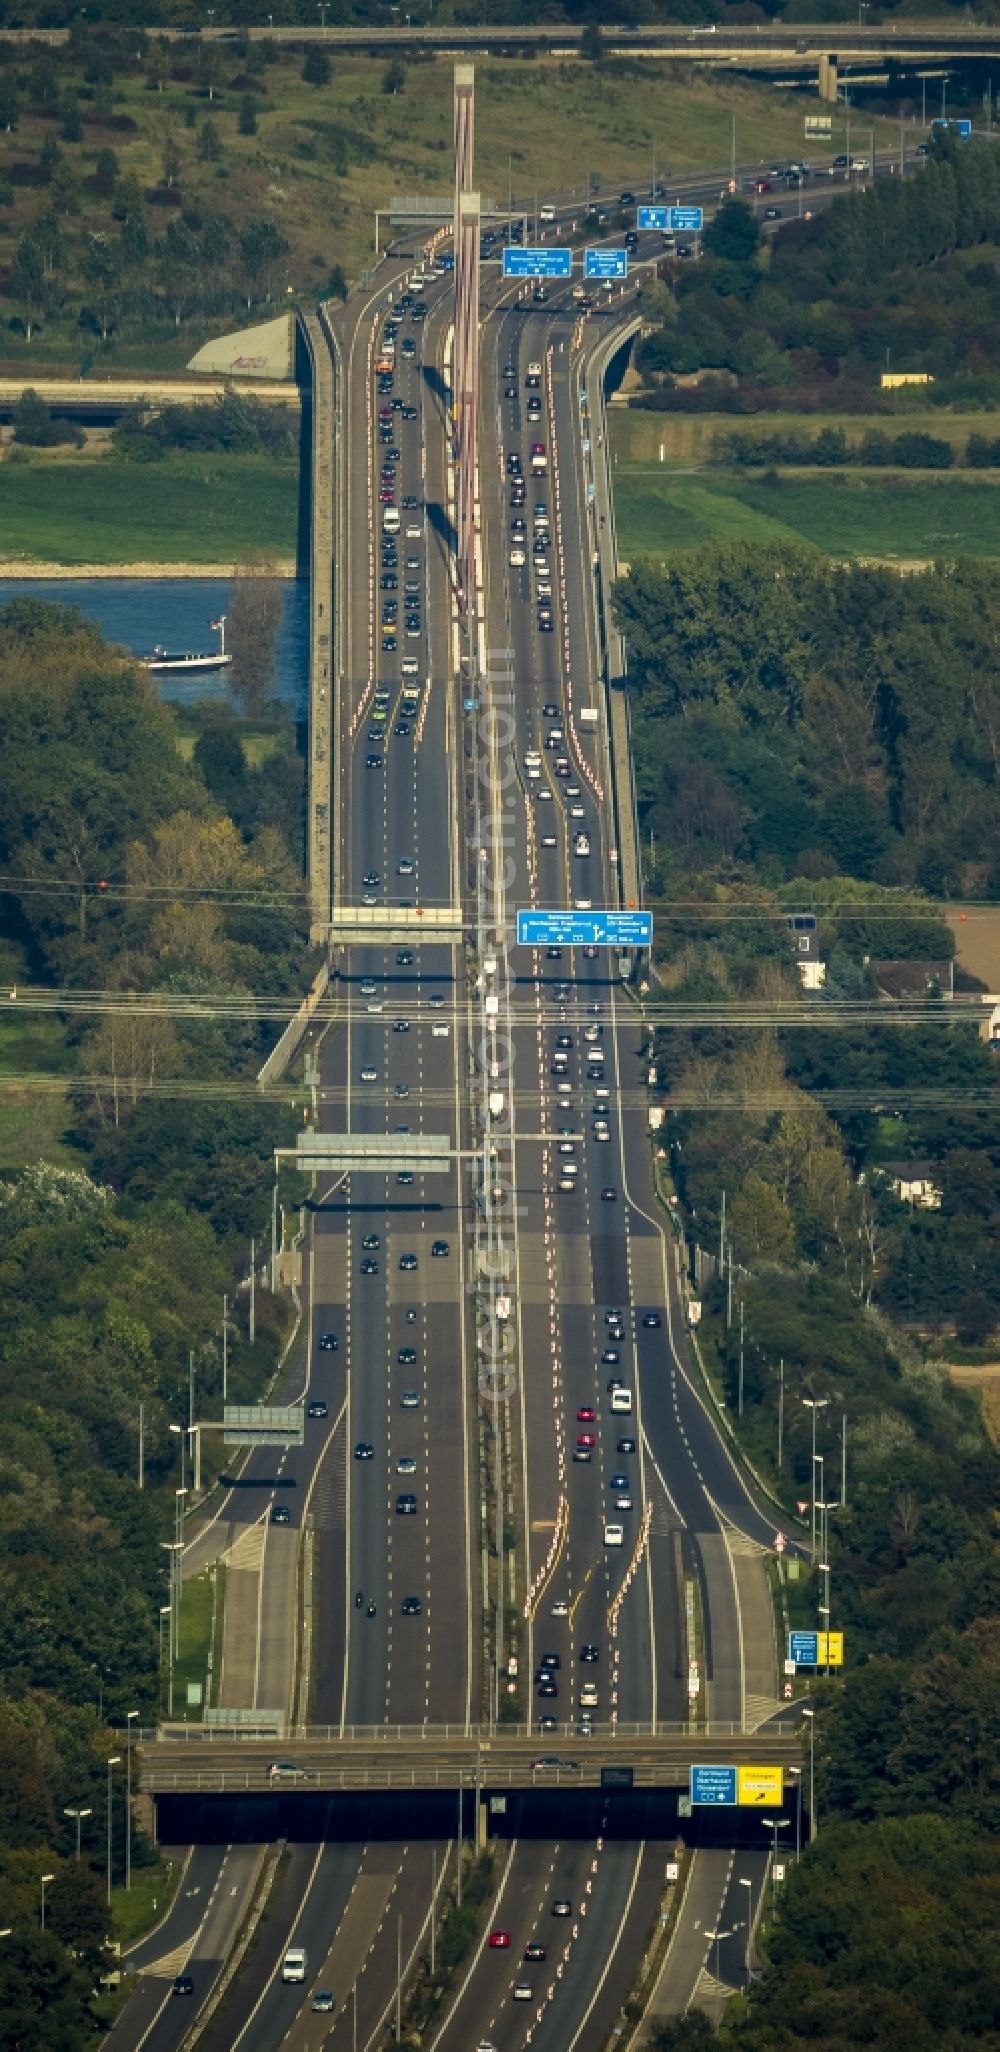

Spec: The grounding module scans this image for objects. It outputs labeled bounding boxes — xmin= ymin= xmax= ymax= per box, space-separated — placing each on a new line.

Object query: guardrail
xmin=298 ymin=306 xmax=337 ymax=941
xmin=147 ymin=1718 xmax=790 ymax=1743
xmin=582 ymin=317 xmax=643 ymax=921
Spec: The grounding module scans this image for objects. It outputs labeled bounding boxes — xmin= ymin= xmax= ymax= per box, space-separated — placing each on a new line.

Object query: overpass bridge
xmin=139 ymin=1724 xmax=801 ymax=1798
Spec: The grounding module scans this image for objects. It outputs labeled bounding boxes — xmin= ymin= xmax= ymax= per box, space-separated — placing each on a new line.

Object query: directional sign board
xmin=516 ymin=908 xmax=653 ymax=949
xmin=637 ymin=205 xmax=704 ymax=234
xmin=584 ymin=247 xmax=628 ymax=280
xmin=502 ymin=246 xmax=572 ymax=279
xmin=789 ymin=1629 xmax=844 ymax=1668
xmin=933 ymin=117 xmax=972 ymax=138
xmin=690 ymin=1764 xmax=737 ymax=1806
xmin=737 ymin=1765 xmax=784 ymax=1807
xmin=224 ymin=1405 xmax=304 ymax=1448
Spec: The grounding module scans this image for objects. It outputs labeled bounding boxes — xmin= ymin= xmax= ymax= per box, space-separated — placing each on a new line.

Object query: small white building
xmin=787 ymin=914 xmax=826 ymax=991
xmin=881 ymin=1160 xmax=943 ymax=1210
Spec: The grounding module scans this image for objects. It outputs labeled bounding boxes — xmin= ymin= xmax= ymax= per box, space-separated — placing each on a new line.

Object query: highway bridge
xmin=142 ymin=1726 xmax=801 ymax=1796
xmin=116 ymin=88 xmax=824 ymax=2052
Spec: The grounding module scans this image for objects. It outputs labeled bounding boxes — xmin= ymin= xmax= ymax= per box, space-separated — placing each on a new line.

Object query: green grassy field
xmin=0 ymin=941 xmax=75 ymax=1170
xmin=110 ymin=1855 xmax=182 ymax=1949
xmin=0 ymin=451 xmax=299 ymax=564
xmin=173 ymin=1565 xmax=224 ymax=1722
xmin=612 ymin=465 xmax=1000 ymax=564
xmin=610 ymin=408 xmax=999 ymax=467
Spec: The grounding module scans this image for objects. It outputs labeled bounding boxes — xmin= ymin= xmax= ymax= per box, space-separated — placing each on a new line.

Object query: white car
xmin=401 ymin=657 xmax=420 ymax=676
xmin=510 ymin=547 xmax=526 ymax=567
xmin=360 ymin=1065 xmax=378 ymax=1082
xmin=541 ymin=833 xmax=557 ymax=848
xmin=604 ymin=1522 xmax=624 ymax=1547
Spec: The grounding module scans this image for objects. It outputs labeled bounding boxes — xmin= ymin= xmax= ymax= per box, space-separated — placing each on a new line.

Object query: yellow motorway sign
xmin=737 ymin=1764 xmax=784 ymax=1807
xmin=819 ymin=1631 xmax=844 ymax=1667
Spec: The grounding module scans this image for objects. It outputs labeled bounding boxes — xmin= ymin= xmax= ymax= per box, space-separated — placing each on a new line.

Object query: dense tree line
xmin=614 ymin=545 xmax=1000 ymax=897
xmin=0 ymin=24 xmax=357 ymax=349
xmin=634 ymin=135 xmax=1000 ymax=408
xmin=619 ymin=539 xmax=1000 ymax=2047
xmin=111 ymin=389 xmax=297 ymax=460
xmin=0 ymin=1 xmax=990 ymax=27
xmin=0 ymin=602 xmax=311 ymax=2039
xmin=717 ymin=425 xmax=984 ymax=469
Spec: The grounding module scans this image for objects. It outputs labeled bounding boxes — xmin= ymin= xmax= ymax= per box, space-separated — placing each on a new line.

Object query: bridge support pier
xmin=475 ymin=1791 xmax=488 ymax=1851
xmin=818 ymin=52 xmax=839 ymax=102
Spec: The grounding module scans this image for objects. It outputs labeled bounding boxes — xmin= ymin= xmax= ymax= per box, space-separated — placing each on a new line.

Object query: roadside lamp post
xmin=760 ymin=1814 xmax=790 ymax=1889
xmin=800 ymin=1397 xmax=829 ymax=1556
xmin=106 ymin=1756 xmax=121 ymax=1903
xmin=787 ymin=1766 xmax=803 ymax=1858
xmin=161 ymin=1545 xmax=183 ymax=1714
xmin=125 ymin=1710 xmax=139 ymax=1892
xmin=169 ymin=1422 xmax=186 ymax=1495
xmin=40 ymin=1874 xmax=55 ymax=1929
xmin=158 ymin=1604 xmax=172 ymax=1715
xmin=737 ymin=1875 xmax=753 ymax=1977
xmin=802 ymin=1705 xmax=817 ymax=1838
xmin=64 ymin=1806 xmax=93 ymax=1860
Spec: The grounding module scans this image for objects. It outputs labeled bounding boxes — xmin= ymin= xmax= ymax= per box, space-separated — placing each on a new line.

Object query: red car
xmin=576 ymin=1432 xmax=596 ymax=1450
xmin=577 ymin=1406 xmax=596 ymax=1422
xmin=489 ymin=1929 xmax=512 ymax=1949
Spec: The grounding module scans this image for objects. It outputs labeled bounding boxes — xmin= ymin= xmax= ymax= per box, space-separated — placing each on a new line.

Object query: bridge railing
xmin=147 ymin=1718 xmax=794 ymax=1743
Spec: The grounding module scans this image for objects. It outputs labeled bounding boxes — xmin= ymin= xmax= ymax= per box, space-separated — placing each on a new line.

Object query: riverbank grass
xmin=612 ymin=463 xmax=1000 ymax=563
xmin=0 ymin=451 xmax=299 ymax=567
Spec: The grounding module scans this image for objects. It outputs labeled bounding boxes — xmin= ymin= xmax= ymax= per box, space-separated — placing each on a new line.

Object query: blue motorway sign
xmin=669 ymin=205 xmax=704 ymax=233
xmin=637 ymin=204 xmax=704 ymax=234
xmin=788 ymin=1631 xmax=819 ymax=1667
xmin=516 ymin=909 xmax=653 ymax=949
xmin=502 ymin=246 xmax=573 ymax=279
xmin=933 ymin=117 xmax=972 ymax=138
xmin=690 ymin=1764 xmax=737 ymax=1807
xmin=584 ymin=247 xmax=628 ymax=281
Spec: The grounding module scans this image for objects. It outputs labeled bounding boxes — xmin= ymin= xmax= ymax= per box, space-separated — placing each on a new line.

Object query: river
xmin=0 ymin=575 xmax=310 ymax=711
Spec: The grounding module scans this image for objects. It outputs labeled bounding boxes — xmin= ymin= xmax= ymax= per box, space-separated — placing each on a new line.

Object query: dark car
xmin=354 ymin=1440 xmax=374 ymax=1460
xmin=360 ymin=1257 xmax=379 ymax=1275
xmin=401 ymin=1595 xmax=423 ymax=1615
xmin=524 ymin=1941 xmax=548 ymax=1961
xmin=399 ymin=1253 xmax=418 ymax=1272
xmin=617 ymin=1435 xmax=637 ymax=1454
xmin=271 ymin=1503 xmax=291 ymax=1525
xmin=396 ymin=1492 xmax=418 ymax=1515
xmin=642 ymin=1312 xmax=662 ymax=1329
xmin=431 ymin=1239 xmax=450 ymax=1257
xmin=362 ymin=1232 xmax=381 ymax=1251
xmin=307 ymin=1400 xmax=328 ymax=1419
xmin=172 ymin=1974 xmax=194 ymax=1996
xmin=319 ymin=1332 xmax=338 ymax=1351
xmin=398 ymin=1346 xmax=417 ymax=1365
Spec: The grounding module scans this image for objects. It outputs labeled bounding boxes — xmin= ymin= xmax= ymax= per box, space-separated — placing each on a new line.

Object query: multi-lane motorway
xmin=116 ymin=198 xmax=809 ymax=2051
